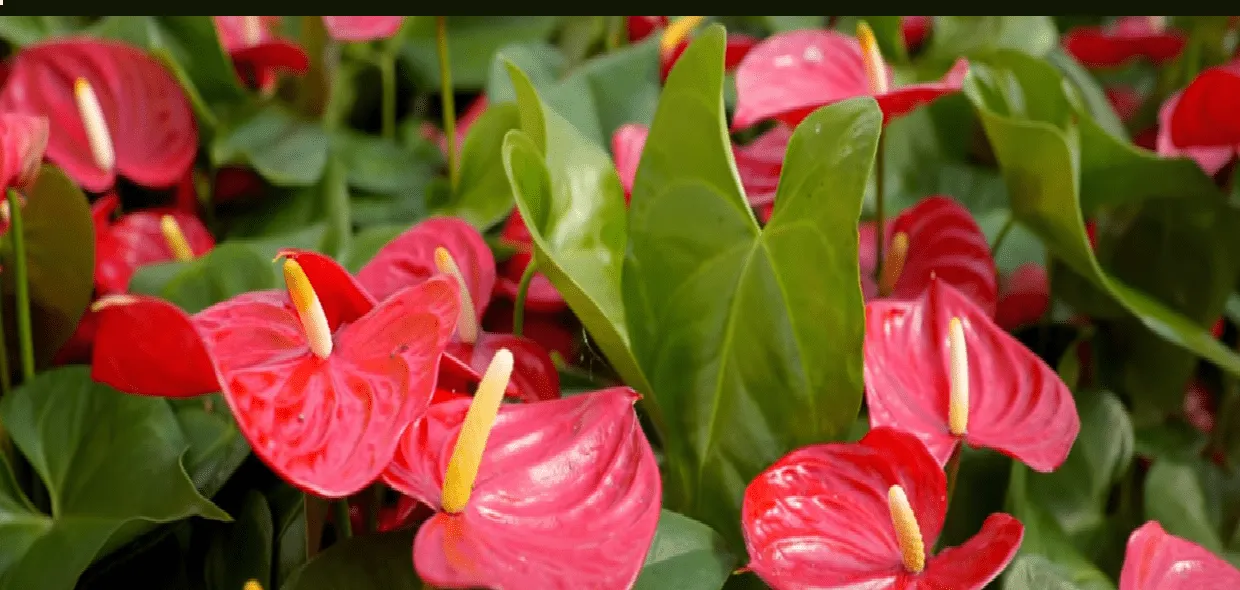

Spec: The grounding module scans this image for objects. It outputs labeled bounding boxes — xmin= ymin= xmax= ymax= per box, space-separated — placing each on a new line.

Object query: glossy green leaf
xmin=1046 ymin=48 xmax=1127 ymax=142
xmin=129 ymin=243 xmax=278 ymax=314
xmin=402 ymin=17 xmax=561 ymax=88
xmin=214 ymin=107 xmax=330 ymax=187
xmin=486 ymin=42 xmax=566 ymax=103
xmin=1144 ymin=458 xmax=1225 ymax=553
xmin=0 ymin=16 xmax=81 ymax=47
xmin=266 ymin=485 xmax=307 ymax=589
xmin=0 ymin=367 xmax=229 ymax=590
xmin=544 ymin=37 xmax=662 ymax=146
xmin=331 ymin=131 xmax=438 ymax=197
xmin=623 ymin=25 xmax=879 ymax=544
xmin=926 ymin=16 xmax=1058 ymax=61
xmin=437 ymin=102 xmax=522 ymax=229
xmin=501 ymin=64 xmax=652 ymax=399
xmin=1008 ymin=465 xmax=1117 ymax=590
xmin=171 ymin=396 xmax=249 ymax=499
xmin=633 ymin=511 xmax=737 ymax=590
xmin=963 ymin=55 xmax=1240 ymax=381
xmin=206 ymin=491 xmax=273 ymax=590
xmin=1002 ymin=554 xmax=1086 ymax=590
xmin=1 ymin=166 xmax=94 ymax=365
xmin=280 ymin=530 xmax=419 ymax=590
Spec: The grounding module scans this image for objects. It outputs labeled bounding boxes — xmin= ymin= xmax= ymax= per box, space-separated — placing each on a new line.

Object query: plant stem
xmin=365 ymin=484 xmax=382 ymax=534
xmin=0 ymin=291 xmax=11 ymax=397
xmin=332 ymin=498 xmax=353 ymax=542
xmin=379 ymin=49 xmax=397 ymax=141
xmin=873 ymin=132 xmax=887 ymax=277
xmin=990 ymin=214 xmax=1016 ymax=255
xmin=7 ymin=190 xmax=34 ymax=382
xmin=944 ymin=443 xmax=963 ymax=509
xmin=436 ymin=16 xmax=460 ymax=191
xmin=512 ymin=260 xmax=538 ymax=337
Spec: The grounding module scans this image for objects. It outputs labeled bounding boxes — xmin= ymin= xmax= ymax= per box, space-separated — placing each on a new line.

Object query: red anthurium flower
xmin=383 ymin=350 xmax=662 ymax=589
xmin=994 ymin=263 xmax=1050 ymax=331
xmin=91 ymin=251 xmax=460 ymax=497
xmin=1157 ymin=90 xmax=1236 ymax=176
xmin=482 ymin=298 xmax=579 ymax=362
xmin=213 ymin=16 xmax=310 ymax=93
xmin=321 ymin=17 xmax=405 ymax=42
xmin=662 ymin=32 xmax=757 ymax=82
xmin=611 ymin=123 xmax=647 ymax=202
xmin=0 ymin=112 xmax=48 ymax=191
xmin=902 ymin=16 xmax=932 ymax=53
xmin=860 ymin=196 xmax=999 ymax=317
xmin=1167 ymin=59 xmax=1240 ymax=156
xmin=0 ymin=39 xmax=198 ymax=193
xmin=1183 ymin=380 xmax=1216 ymax=435
xmin=1106 ymin=86 xmax=1144 ymax=123
xmin=495 ymin=211 xmax=569 ymax=313
xmin=357 ymin=216 xmax=560 ymax=402
xmin=1062 ymin=17 xmax=1185 ymax=69
xmin=733 ymin=26 xmax=969 ymax=130
xmin=865 ymin=279 xmax=1080 ymax=471
xmin=90 ymin=193 xmax=215 ymax=296
xmin=742 ymin=427 xmax=1024 ymax=589
xmin=628 ymin=16 xmax=667 ymax=43
xmin=1119 ymin=521 xmax=1240 ymax=589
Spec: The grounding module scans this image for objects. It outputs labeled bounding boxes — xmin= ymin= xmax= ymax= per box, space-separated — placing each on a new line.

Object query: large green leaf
xmin=205 ymin=491 xmax=273 ymax=590
xmin=435 ymin=102 xmax=522 ymax=229
xmin=1002 ymin=554 xmax=1086 ymax=590
xmin=280 ymin=530 xmax=419 ymax=590
xmin=925 ymin=16 xmax=1058 ymax=61
xmin=330 ymin=131 xmax=438 ymax=197
xmin=963 ymin=54 xmax=1240 ymax=380
xmin=1144 ymin=458 xmax=1226 ymax=554
xmin=623 ymin=26 xmax=879 ymax=544
xmin=1008 ymin=465 xmax=1116 ymax=590
xmin=500 ymin=65 xmax=652 ymax=398
xmin=543 ymin=37 xmax=662 ymax=147
xmin=633 ymin=511 xmax=736 ymax=590
xmin=402 ymin=16 xmax=561 ymax=88
xmin=213 ymin=106 xmax=330 ymax=187
xmin=171 ymin=396 xmax=250 ymax=499
xmin=129 ymin=243 xmax=278 ymax=314
xmin=486 ymin=42 xmax=566 ymax=103
xmin=1 ymin=166 xmax=94 ymax=366
xmin=0 ymin=367 xmax=229 ymax=590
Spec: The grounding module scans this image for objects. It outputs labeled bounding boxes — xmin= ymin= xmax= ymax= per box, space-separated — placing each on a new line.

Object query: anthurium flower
xmin=91 ymin=250 xmax=460 ymax=497
xmin=1165 ymin=60 xmax=1240 ymax=162
xmin=994 ymin=263 xmax=1050 ymax=331
xmin=860 ymin=196 xmax=999 ymax=317
xmin=90 ymin=193 xmax=215 ymax=295
xmin=213 ymin=16 xmax=310 ymax=92
xmin=628 ymin=16 xmax=667 ymax=42
xmin=482 ymin=299 xmax=579 ymax=362
xmin=1119 ymin=521 xmax=1240 ymax=589
xmin=321 ymin=16 xmax=405 ymax=42
xmin=420 ymin=95 xmax=488 ymax=161
xmin=902 ymin=16 xmax=932 ymax=53
xmin=358 ymin=216 xmax=561 ymax=402
xmin=0 ymin=39 xmax=198 ymax=192
xmin=383 ymin=350 xmax=662 ymax=588
xmin=1107 ymin=86 xmax=1143 ymax=123
xmin=495 ymin=211 xmax=569 ymax=313
xmin=661 ymin=30 xmax=757 ymax=82
xmin=742 ymin=427 xmax=1024 ymax=589
xmin=1062 ymin=17 xmax=1185 ymax=69
xmin=733 ymin=26 xmax=969 ymax=130
xmin=1157 ymin=90 xmax=1236 ymax=176
xmin=864 ymin=279 xmax=1079 ymax=471
xmin=0 ymin=112 xmax=49 ymax=190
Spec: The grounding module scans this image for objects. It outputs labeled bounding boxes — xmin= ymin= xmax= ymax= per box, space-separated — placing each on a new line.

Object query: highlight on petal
xmin=321 ymin=16 xmax=404 ymax=42
xmin=1062 ymin=17 xmax=1186 ymax=68
xmin=383 ymin=387 xmax=661 ymax=589
xmin=0 ymin=112 xmax=49 ymax=190
xmin=446 ymin=332 xmax=562 ymax=403
xmin=742 ymin=427 xmax=1023 ymax=590
xmin=994 ymin=263 xmax=1050 ymax=331
xmin=1168 ymin=60 xmax=1240 ymax=149
xmin=1156 ymin=91 xmax=1236 ymax=176
xmin=0 ymin=38 xmax=198 ymax=192
xmin=90 ymin=294 xmax=220 ymax=397
xmin=864 ymin=279 xmax=1080 ymax=471
xmin=1119 ymin=520 xmax=1240 ymax=589
xmin=200 ymin=277 xmax=460 ymax=498
xmin=94 ymin=211 xmax=215 ymax=295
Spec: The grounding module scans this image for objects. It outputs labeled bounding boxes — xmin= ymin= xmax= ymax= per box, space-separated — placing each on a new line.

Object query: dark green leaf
xmin=331 ymin=131 xmax=438 ymax=197
xmin=205 ymin=491 xmax=273 ymax=590
xmin=544 ymin=38 xmax=662 ymax=146
xmin=623 ymin=26 xmax=879 ymax=544
xmin=128 ymin=243 xmax=278 ymax=314
xmin=1008 ymin=465 xmax=1116 ymax=590
xmin=0 ymin=16 xmax=79 ymax=47
xmin=633 ymin=511 xmax=736 ymax=590
xmin=214 ymin=107 xmax=330 ymax=187
xmin=345 ymin=224 xmax=408 ymax=273
xmin=171 ymin=396 xmax=250 ymax=499
xmin=280 ymin=530 xmax=419 ymax=590
xmin=1045 ymin=49 xmax=1127 ymax=142
xmin=402 ymin=17 xmax=561 ymax=88
xmin=925 ymin=16 xmax=1058 ymax=61
xmin=315 ymin=157 xmax=352 ymax=259
xmin=1002 ymin=554 xmax=1086 ymax=590
xmin=487 ymin=42 xmax=566 ymax=103
xmin=437 ymin=102 xmax=522 ymax=229
xmin=1144 ymin=458 xmax=1225 ymax=553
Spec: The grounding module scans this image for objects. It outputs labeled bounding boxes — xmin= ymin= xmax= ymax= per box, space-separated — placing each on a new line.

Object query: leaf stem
xmin=512 ymin=259 xmax=538 ymax=337
xmin=990 ymin=214 xmax=1016 ymax=255
xmin=436 ymin=16 xmax=460 ymax=191
xmin=0 ymin=289 xmax=11 ymax=396
xmin=379 ymin=49 xmax=397 ymax=141
xmin=8 ymin=190 xmax=35 ymax=382
xmin=873 ymin=132 xmax=887 ymax=278
xmin=332 ymin=498 xmax=353 ymax=542
xmin=944 ymin=443 xmax=962 ymax=509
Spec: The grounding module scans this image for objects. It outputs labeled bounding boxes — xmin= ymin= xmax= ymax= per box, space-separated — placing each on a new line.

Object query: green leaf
xmin=315 ymin=157 xmax=352 ymax=260
xmin=0 ymin=16 xmax=80 ymax=47
xmin=345 ymin=224 xmax=408 ymax=273
xmin=486 ymin=42 xmax=566 ymax=103
xmin=925 ymin=16 xmax=1058 ymax=61
xmin=280 ymin=530 xmax=420 ymax=590
xmin=623 ymin=26 xmax=879 ymax=544
xmin=129 ymin=243 xmax=278 ymax=314
xmin=1045 ymin=48 xmax=1127 ymax=142
xmin=171 ymin=396 xmax=250 ymax=499
xmin=963 ymin=53 xmax=1240 ymax=381
xmin=331 ymin=131 xmax=438 ymax=197
xmin=1007 ymin=465 xmax=1117 ymax=590
xmin=0 ymin=166 xmax=94 ymax=365
xmin=633 ymin=511 xmax=736 ymax=590
xmin=402 ymin=17 xmax=561 ymax=88
xmin=1002 ymin=554 xmax=1085 ymax=590
xmin=214 ymin=107 xmax=330 ymax=187
xmin=761 ymin=16 xmax=824 ymax=34
xmin=436 ymin=102 xmax=522 ymax=229
xmin=501 ymin=65 xmax=651 ymax=399
xmin=1144 ymin=458 xmax=1225 ymax=553
xmin=0 ymin=367 xmax=229 ymax=590
xmin=205 ymin=491 xmax=273 ymax=590
xmin=544 ymin=37 xmax=662 ymax=146
xmin=835 ymin=16 xmax=907 ymax=63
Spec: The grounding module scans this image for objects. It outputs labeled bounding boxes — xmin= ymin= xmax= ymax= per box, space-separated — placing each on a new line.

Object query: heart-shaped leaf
xmin=633 ymin=511 xmax=736 ymax=590
xmin=622 ymin=25 xmax=879 ymax=544
xmin=280 ymin=529 xmax=420 ymax=590
xmin=1143 ymin=458 xmax=1225 ymax=553
xmin=1002 ymin=554 xmax=1086 ymax=590
xmin=205 ymin=490 xmax=273 ymax=590
xmin=1007 ymin=465 xmax=1117 ymax=590
xmin=436 ymin=102 xmax=521 ymax=229
xmin=129 ymin=242 xmax=278 ymax=314
xmin=172 ymin=396 xmax=250 ymax=499
xmin=0 ymin=366 xmax=229 ymax=590
xmin=213 ymin=106 xmax=329 ymax=187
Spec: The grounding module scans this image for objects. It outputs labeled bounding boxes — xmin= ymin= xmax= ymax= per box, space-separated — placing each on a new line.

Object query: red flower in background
xmin=742 ymin=427 xmax=1023 ymax=589
xmin=1119 ymin=521 xmax=1240 ymax=589
xmin=860 ymin=196 xmax=999 ymax=317
xmin=495 ymin=211 xmax=569 ymax=313
xmin=1157 ymin=91 xmax=1236 ymax=176
xmin=0 ymin=113 xmax=48 ymax=191
xmin=1063 ymin=17 xmax=1185 ymax=68
xmin=0 ymin=39 xmax=198 ymax=193
xmin=627 ymin=16 xmax=667 ymax=43
xmin=994 ymin=263 xmax=1050 ymax=331
xmin=90 ymin=193 xmax=215 ymax=296
xmin=321 ymin=17 xmax=405 ymax=42
xmin=662 ymin=32 xmax=756 ymax=81
xmin=213 ymin=17 xmax=310 ymax=93
xmin=91 ymin=251 xmax=459 ymax=498
xmin=733 ymin=27 xmax=969 ymax=130
xmin=1106 ymin=86 xmax=1143 ymax=123
xmin=383 ymin=350 xmax=661 ymax=589
xmin=902 ymin=16 xmax=932 ymax=53
xmin=865 ymin=279 xmax=1079 ymax=471
xmin=1168 ymin=60 xmax=1240 ymax=150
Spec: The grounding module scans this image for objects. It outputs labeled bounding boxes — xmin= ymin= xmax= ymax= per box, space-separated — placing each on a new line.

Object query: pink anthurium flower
xmin=0 ymin=113 xmax=49 ymax=191
xmin=1166 ymin=60 xmax=1240 ymax=161
xmin=860 ymin=196 xmax=999 ymax=317
xmin=742 ymin=427 xmax=1024 ymax=589
xmin=321 ymin=17 xmax=405 ymax=42
xmin=733 ymin=26 xmax=969 ymax=130
xmin=357 ymin=216 xmax=561 ymax=403
xmin=213 ymin=16 xmax=310 ymax=93
xmin=420 ymin=95 xmax=488 ymax=161
xmin=0 ymin=39 xmax=198 ymax=193
xmin=90 ymin=193 xmax=215 ymax=296
xmin=865 ymin=279 xmax=1080 ymax=471
xmin=662 ymin=31 xmax=757 ymax=82
xmin=382 ymin=350 xmax=661 ymax=589
xmin=1119 ymin=521 xmax=1240 ymax=589
xmin=1063 ymin=17 xmax=1185 ymax=69
xmin=1157 ymin=90 xmax=1236 ymax=176
xmin=994 ymin=263 xmax=1050 ymax=331
xmin=481 ymin=298 xmax=579 ymax=362
xmin=90 ymin=250 xmax=459 ymax=497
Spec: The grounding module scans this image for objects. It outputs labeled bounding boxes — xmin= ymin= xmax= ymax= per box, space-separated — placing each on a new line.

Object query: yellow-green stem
xmin=380 ymin=50 xmax=397 ymax=140
xmin=7 ymin=190 xmax=34 ymax=382
xmin=990 ymin=214 xmax=1016 ymax=254
xmin=873 ymin=132 xmax=887 ymax=277
xmin=512 ymin=259 xmax=538 ymax=337
xmin=436 ymin=16 xmax=460 ymax=191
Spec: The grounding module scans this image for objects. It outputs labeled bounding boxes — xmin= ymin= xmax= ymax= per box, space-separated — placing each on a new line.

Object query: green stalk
xmin=943 ymin=443 xmax=962 ymax=510
xmin=990 ymin=215 xmax=1016 ymax=254
xmin=332 ymin=498 xmax=353 ymax=542
xmin=512 ymin=260 xmax=538 ymax=337
xmin=379 ymin=49 xmax=397 ymax=141
xmin=0 ymin=290 xmax=11 ymax=396
xmin=7 ymin=190 xmax=34 ymax=382
xmin=873 ymin=132 xmax=887 ymax=277
xmin=436 ymin=16 xmax=460 ymax=190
